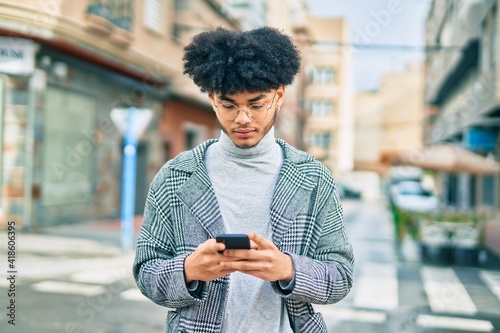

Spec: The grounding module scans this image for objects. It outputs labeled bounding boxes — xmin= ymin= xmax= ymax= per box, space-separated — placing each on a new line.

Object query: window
xmin=482 ymin=7 xmax=497 ymax=71
xmin=307 ymin=100 xmax=334 ymax=116
xmin=87 ymin=0 xmax=111 ymax=19
xmin=174 ymin=0 xmax=190 ymax=10
xmin=310 ymin=132 xmax=331 ymax=148
xmin=183 ymin=123 xmax=205 ymax=150
xmin=42 ymin=87 xmax=97 ymax=206
xmin=86 ymin=0 xmax=133 ymax=31
xmin=185 ymin=130 xmax=197 ymax=150
xmin=310 ymin=66 xmax=335 ymax=84
xmin=491 ymin=7 xmax=497 ymax=67
xmin=483 ymin=175 xmax=495 ymax=206
xmin=144 ymin=0 xmax=164 ymax=33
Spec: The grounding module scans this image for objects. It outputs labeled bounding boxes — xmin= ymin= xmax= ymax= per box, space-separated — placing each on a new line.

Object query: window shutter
xmin=144 ymin=0 xmax=164 ymax=32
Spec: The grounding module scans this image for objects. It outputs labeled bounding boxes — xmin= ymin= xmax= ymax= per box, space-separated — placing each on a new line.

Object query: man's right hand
xmin=184 ymin=239 xmax=238 ymax=283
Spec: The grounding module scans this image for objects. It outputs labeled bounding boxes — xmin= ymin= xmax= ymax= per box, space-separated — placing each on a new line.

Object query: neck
xmin=218 ymin=127 xmax=276 ymax=158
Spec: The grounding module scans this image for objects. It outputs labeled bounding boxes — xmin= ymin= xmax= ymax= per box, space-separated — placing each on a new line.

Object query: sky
xmin=306 ymin=0 xmax=433 ymax=92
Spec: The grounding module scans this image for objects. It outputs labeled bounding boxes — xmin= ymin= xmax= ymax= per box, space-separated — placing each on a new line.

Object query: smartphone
xmin=216 ymin=234 xmax=250 ymax=251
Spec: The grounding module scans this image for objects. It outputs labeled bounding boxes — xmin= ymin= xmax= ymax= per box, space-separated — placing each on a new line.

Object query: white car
xmin=390 ymin=181 xmax=439 ymax=213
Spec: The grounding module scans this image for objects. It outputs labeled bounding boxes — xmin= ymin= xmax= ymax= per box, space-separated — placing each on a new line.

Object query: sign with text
xmin=0 ymin=37 xmax=35 ymax=75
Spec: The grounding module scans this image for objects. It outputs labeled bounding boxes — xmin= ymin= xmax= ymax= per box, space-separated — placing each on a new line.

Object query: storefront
xmin=1 ymin=37 xmax=168 ymax=229
xmin=395 ymin=142 xmax=500 ymax=211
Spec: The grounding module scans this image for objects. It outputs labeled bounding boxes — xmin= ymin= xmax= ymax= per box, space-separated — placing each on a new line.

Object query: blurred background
xmin=1 ymin=0 xmax=500 ymax=332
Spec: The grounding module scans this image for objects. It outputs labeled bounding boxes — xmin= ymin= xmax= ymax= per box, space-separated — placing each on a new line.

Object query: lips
xmin=233 ymin=128 xmax=255 ymax=139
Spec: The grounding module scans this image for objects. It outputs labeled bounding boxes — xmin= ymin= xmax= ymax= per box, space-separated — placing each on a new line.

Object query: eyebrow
xmin=219 ymin=94 xmax=267 ymax=103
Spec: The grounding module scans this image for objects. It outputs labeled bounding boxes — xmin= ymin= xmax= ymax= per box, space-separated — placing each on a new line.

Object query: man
xmin=133 ymin=26 xmax=354 ymax=333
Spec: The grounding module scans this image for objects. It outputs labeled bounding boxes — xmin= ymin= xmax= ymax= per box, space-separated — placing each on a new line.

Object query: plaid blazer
xmin=133 ymin=139 xmax=354 ymax=333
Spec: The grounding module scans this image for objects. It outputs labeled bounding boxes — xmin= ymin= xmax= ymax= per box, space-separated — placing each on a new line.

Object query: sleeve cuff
xmin=278 ymin=275 xmax=296 ymax=292
xmin=187 ymin=280 xmax=199 ymax=292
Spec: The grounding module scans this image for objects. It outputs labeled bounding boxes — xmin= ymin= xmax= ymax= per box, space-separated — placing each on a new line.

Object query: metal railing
xmin=87 ymin=0 xmax=133 ymax=31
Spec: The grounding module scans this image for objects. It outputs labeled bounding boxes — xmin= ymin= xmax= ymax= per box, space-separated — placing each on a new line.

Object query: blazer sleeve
xmin=272 ymin=179 xmax=354 ymax=304
xmin=133 ymin=171 xmax=207 ymax=308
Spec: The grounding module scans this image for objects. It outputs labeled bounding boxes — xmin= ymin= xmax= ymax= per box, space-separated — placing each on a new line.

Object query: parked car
xmin=390 ymin=181 xmax=439 ymax=213
xmin=388 ymin=166 xmax=423 ymax=185
xmin=336 ymin=183 xmax=362 ymax=199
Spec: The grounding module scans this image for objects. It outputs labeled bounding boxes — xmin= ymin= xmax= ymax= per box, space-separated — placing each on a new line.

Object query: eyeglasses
xmin=213 ymin=90 xmax=277 ymax=122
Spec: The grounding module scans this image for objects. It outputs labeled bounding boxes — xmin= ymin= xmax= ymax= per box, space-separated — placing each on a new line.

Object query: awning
xmin=394 ymin=144 xmax=500 ymax=174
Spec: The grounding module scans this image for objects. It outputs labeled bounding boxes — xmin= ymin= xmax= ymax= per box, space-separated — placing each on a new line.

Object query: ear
xmin=276 ymin=85 xmax=285 ymax=111
xmin=208 ymin=92 xmax=216 ymax=111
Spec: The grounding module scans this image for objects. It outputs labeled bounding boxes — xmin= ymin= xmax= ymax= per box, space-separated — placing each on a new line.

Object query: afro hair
xmin=183 ymin=26 xmax=301 ymax=95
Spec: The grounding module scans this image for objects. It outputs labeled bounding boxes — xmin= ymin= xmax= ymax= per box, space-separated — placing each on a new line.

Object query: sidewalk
xmin=0 ymin=217 xmax=144 ymax=281
xmin=1 ymin=202 xmax=359 ymax=282
xmin=29 ymin=215 xmax=145 ymax=249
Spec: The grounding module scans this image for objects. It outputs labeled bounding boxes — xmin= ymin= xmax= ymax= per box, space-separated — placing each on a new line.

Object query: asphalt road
xmin=1 ymin=197 xmax=499 ymax=333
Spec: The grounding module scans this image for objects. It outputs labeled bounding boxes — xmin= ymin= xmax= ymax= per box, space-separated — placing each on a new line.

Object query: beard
xmin=216 ymin=112 xmax=277 ymax=149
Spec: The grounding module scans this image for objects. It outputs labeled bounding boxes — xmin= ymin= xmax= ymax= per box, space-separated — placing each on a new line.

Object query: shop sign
xmin=0 ymin=37 xmax=35 ymax=75
xmin=465 ymin=128 xmax=497 ymax=151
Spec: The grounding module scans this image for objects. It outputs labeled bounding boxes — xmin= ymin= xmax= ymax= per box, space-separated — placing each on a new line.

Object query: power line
xmin=310 ymin=41 xmax=464 ymax=53
xmin=173 ymin=23 xmax=465 ymax=53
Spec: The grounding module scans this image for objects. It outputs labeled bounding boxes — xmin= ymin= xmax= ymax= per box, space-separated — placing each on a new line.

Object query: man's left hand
xmin=220 ymin=233 xmax=294 ymax=282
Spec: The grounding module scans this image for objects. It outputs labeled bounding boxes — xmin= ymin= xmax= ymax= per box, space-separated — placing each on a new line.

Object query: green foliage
xmin=389 ymin=203 xmax=488 ymax=242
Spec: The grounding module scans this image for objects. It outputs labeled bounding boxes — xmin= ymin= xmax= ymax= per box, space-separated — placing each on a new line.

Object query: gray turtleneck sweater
xmin=204 ymin=128 xmax=293 ymax=333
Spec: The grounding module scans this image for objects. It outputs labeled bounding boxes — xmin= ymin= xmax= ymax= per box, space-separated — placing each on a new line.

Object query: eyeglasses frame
xmin=213 ymin=90 xmax=278 ymax=122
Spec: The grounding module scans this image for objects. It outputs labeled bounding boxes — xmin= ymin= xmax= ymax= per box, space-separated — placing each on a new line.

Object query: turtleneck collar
xmin=217 ymin=127 xmax=277 ymax=158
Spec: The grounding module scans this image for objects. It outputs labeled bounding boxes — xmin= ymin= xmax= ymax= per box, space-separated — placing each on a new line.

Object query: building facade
xmin=424 ymin=0 xmax=500 ymax=212
xmin=0 ymin=0 xmax=350 ymax=230
xmin=354 ymin=63 xmax=425 ymax=175
xmin=0 ymin=0 xmax=237 ymax=229
xmin=302 ymin=17 xmax=354 ymax=178
xmin=218 ymin=0 xmax=356 ymax=178
xmin=354 ymin=90 xmax=386 ymax=173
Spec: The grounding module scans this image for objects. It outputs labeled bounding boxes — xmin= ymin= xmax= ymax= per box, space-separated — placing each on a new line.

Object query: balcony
xmin=425 ymin=0 xmax=493 ymax=104
xmin=86 ymin=0 xmax=133 ymax=42
xmin=427 ymin=69 xmax=499 ymax=143
xmin=172 ymin=0 xmax=240 ymax=43
xmin=427 ymin=39 xmax=480 ymax=105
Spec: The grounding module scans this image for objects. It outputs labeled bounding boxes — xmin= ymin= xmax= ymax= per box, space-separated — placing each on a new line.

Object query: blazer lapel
xmin=270 ymin=159 xmax=317 ymax=246
xmin=175 ymin=164 xmax=225 ymax=239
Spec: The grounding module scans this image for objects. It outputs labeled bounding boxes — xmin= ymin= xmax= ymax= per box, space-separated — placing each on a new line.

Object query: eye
xmin=249 ymin=104 xmax=265 ymax=110
xmin=221 ymin=104 xmax=237 ymax=110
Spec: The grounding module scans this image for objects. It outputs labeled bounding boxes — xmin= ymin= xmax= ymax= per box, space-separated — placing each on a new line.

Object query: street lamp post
xmin=111 ymin=107 xmax=152 ymax=252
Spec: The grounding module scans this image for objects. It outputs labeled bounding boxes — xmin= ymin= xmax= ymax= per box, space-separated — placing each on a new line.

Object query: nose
xmin=234 ymin=107 xmax=252 ymax=124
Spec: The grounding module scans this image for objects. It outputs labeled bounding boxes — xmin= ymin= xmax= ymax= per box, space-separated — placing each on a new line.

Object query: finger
xmin=223 ymin=249 xmax=255 ymax=259
xmin=249 ymin=240 xmax=259 ymax=250
xmin=248 ymin=233 xmax=273 ymax=250
xmin=218 ymin=268 xmax=238 ymax=275
xmin=220 ymin=260 xmax=262 ymax=271
xmin=206 ymin=239 xmax=226 ymax=253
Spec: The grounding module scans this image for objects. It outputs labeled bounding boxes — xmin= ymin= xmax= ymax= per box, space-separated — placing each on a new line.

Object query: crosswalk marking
xmin=31 ymin=281 xmax=105 ymax=296
xmin=71 ymin=267 xmax=128 ymax=285
xmin=479 ymin=270 xmax=500 ymax=302
xmin=353 ymin=263 xmax=398 ymax=310
xmin=0 ymin=278 xmax=19 ymax=288
xmin=22 ymin=260 xmax=500 ymax=329
xmin=121 ymin=288 xmax=150 ymax=302
xmin=325 ymin=307 xmax=387 ymax=323
xmin=416 ymin=315 xmax=494 ymax=332
xmin=421 ymin=266 xmax=477 ymax=315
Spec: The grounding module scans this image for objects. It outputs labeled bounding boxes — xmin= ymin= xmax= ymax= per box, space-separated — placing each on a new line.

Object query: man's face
xmin=209 ymin=86 xmax=284 ymax=149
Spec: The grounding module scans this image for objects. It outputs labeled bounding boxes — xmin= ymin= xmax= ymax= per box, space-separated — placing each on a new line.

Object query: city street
xmin=319 ymin=198 xmax=500 ymax=333
xmin=1 ymin=1 xmax=500 ymax=333
xmin=1 ymin=197 xmax=500 ymax=333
